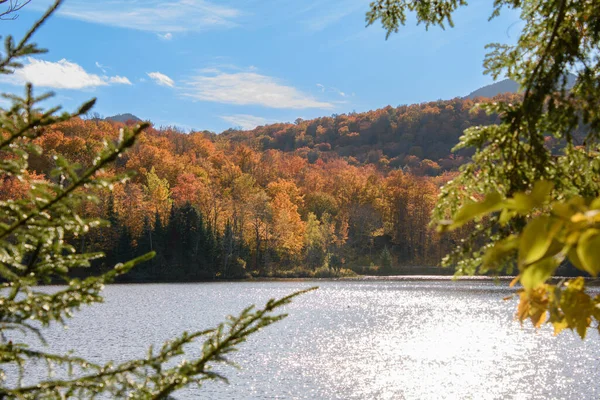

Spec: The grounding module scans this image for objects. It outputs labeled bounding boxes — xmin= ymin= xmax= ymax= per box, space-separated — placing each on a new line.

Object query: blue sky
xmin=0 ymin=0 xmax=521 ymax=132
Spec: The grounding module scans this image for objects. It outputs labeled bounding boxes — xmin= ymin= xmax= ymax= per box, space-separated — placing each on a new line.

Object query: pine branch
xmin=4 ymin=288 xmax=316 ymax=399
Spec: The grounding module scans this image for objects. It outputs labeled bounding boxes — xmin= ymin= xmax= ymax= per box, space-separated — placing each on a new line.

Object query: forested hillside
xmin=221 ymin=93 xmax=523 ymax=174
xmin=2 ymin=94 xmax=535 ymax=281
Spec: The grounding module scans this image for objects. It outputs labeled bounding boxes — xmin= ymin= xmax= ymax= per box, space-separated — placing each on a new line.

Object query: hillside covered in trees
xmin=220 ymin=93 xmax=527 ymax=175
xmin=2 ymin=94 xmax=536 ymax=281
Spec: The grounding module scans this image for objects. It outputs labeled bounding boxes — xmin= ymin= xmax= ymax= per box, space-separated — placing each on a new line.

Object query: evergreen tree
xmin=132 ymin=215 xmax=155 ymax=281
xmin=380 ymin=246 xmax=393 ymax=273
xmin=178 ymin=203 xmax=203 ymax=278
xmin=220 ymin=220 xmax=234 ymax=277
xmin=163 ymin=205 xmax=180 ymax=278
xmin=191 ymin=207 xmax=210 ymax=279
xmin=200 ymin=220 xmax=219 ymax=277
xmin=163 ymin=203 xmax=202 ymax=280
xmin=0 ymin=2 xmax=312 ymax=397
xmin=113 ymin=225 xmax=134 ymax=281
xmin=152 ymin=209 xmax=167 ymax=279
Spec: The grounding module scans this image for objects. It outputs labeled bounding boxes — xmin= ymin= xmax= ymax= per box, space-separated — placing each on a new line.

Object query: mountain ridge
xmin=465 ymin=73 xmax=577 ymax=99
xmin=465 ymin=79 xmax=520 ymax=99
xmin=106 ymin=113 xmax=142 ymax=123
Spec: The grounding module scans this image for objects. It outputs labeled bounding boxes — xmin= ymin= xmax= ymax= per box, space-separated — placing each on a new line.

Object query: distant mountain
xmin=466 ymin=74 xmax=577 ymax=99
xmin=465 ymin=79 xmax=520 ymax=99
xmin=106 ymin=113 xmax=142 ymax=123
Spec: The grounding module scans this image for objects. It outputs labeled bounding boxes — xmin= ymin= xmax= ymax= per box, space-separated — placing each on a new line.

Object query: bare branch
xmin=0 ymin=0 xmax=31 ymax=20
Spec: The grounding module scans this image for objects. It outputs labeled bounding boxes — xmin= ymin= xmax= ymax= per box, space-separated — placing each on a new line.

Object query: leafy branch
xmin=440 ymin=181 xmax=600 ymax=338
xmin=367 ymin=0 xmax=600 ymax=339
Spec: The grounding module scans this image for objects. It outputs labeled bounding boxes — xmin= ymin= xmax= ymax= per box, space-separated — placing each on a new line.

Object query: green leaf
xmin=499 ymin=208 xmax=516 ymax=226
xmin=482 ymin=234 xmax=518 ymax=270
xmin=552 ymin=319 xmax=569 ymax=336
xmin=576 ymin=229 xmax=600 ymax=276
xmin=449 ymin=192 xmax=504 ymax=229
xmin=567 ymin=246 xmax=585 ymax=271
xmin=508 ymin=192 xmax=536 ymax=213
xmin=503 ymin=181 xmax=552 ymax=215
xmin=521 ymin=256 xmax=560 ymax=290
xmin=518 ymin=216 xmax=561 ymax=267
xmin=530 ymin=181 xmax=554 ymax=206
xmin=552 ymin=202 xmax=576 ymax=219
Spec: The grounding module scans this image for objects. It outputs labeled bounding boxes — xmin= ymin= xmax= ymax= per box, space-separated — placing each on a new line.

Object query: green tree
xmin=380 ymin=246 xmax=393 ymax=273
xmin=0 ymin=2 xmax=313 ymax=397
xmin=367 ymin=0 xmax=600 ymax=337
xmin=304 ymin=213 xmax=327 ymax=270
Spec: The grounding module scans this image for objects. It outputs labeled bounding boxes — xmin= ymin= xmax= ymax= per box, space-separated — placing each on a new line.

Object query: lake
xmin=26 ymin=279 xmax=600 ymax=399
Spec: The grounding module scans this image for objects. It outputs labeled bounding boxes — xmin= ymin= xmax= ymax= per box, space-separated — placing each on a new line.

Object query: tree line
xmin=3 ymin=93 xmax=586 ymax=280
xmin=1 ymin=112 xmax=469 ymax=279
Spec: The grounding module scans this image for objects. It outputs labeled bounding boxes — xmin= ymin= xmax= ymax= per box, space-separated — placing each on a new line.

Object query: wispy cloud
xmin=95 ymin=61 xmax=109 ymax=73
xmin=147 ymin=72 xmax=175 ymax=87
xmin=33 ymin=0 xmax=241 ymax=33
xmin=221 ymin=114 xmax=274 ymax=130
xmin=301 ymin=0 xmax=365 ymax=32
xmin=157 ymin=32 xmax=173 ymax=41
xmin=3 ymin=58 xmax=131 ymax=89
xmin=316 ymin=83 xmax=348 ymax=97
xmin=183 ymin=68 xmax=333 ymax=109
xmin=199 ymin=64 xmax=257 ymax=74
xmin=108 ymin=76 xmax=133 ymax=85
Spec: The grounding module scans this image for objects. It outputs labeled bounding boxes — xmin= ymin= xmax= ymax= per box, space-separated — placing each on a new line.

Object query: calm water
xmin=22 ymin=280 xmax=600 ymax=399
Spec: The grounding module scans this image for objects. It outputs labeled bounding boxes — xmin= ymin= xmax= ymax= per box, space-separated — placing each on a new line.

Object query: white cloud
xmin=158 ymin=32 xmax=173 ymax=40
xmin=33 ymin=0 xmax=241 ymax=33
xmin=221 ymin=114 xmax=273 ymax=130
xmin=108 ymin=76 xmax=132 ymax=85
xmin=147 ymin=72 xmax=175 ymax=87
xmin=183 ymin=70 xmax=333 ymax=109
xmin=4 ymin=58 xmax=132 ymax=89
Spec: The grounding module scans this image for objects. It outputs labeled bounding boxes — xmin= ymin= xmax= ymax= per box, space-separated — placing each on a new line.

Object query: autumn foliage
xmin=11 ymin=97 xmax=507 ymax=279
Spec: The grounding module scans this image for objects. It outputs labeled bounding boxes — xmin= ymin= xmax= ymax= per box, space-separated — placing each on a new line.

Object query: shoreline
xmin=86 ymin=274 xmax=600 ymax=286
xmin=229 ymin=275 xmax=600 ymax=283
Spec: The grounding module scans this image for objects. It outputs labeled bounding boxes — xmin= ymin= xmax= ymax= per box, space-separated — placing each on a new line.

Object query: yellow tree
xmin=270 ymin=192 xmax=305 ymax=263
xmin=112 ymin=182 xmax=147 ymax=238
xmin=144 ymin=167 xmax=173 ymax=226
